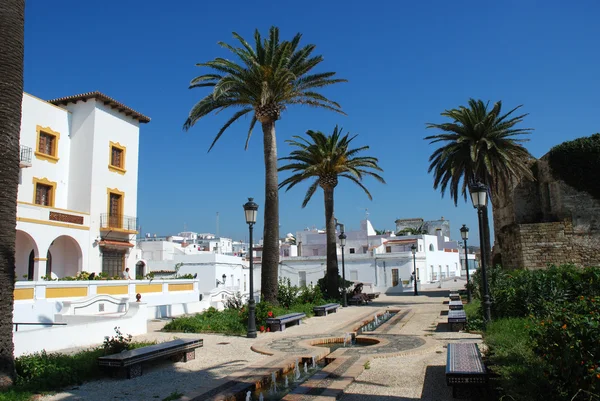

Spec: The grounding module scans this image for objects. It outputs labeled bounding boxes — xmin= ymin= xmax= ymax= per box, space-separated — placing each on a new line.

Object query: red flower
xmin=267 ymin=327 xmax=271 ymax=332
xmin=260 ymin=325 xmax=265 ymax=332
xmin=267 ymin=311 xmax=274 ymax=318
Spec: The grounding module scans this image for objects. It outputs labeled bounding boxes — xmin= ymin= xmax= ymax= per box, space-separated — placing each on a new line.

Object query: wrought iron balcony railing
xmin=100 ymin=213 xmax=138 ymax=232
xmin=20 ymin=146 xmax=32 ymax=167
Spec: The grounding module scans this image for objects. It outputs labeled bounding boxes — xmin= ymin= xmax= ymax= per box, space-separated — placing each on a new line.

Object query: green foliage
xmin=224 ymin=292 xmax=245 ymax=310
xmin=425 ymin=99 xmax=534 ymax=204
xmin=317 ymin=274 xmax=353 ymax=301
xmin=530 ymin=296 xmax=600 ymax=399
xmin=278 ymin=126 xmax=385 ymax=208
xmin=164 ymin=307 xmax=246 ymax=335
xmin=548 ymin=133 xmax=600 ymax=200
xmin=102 ymin=326 xmax=132 ymax=355
xmin=162 ymin=391 xmax=184 ymax=401
xmin=277 ymin=277 xmax=299 ymax=308
xmin=297 ymin=284 xmax=325 ymax=305
xmin=463 ymin=299 xmax=484 ymax=332
xmin=0 ymin=389 xmax=33 ymax=401
xmin=484 ymin=318 xmax=552 ymax=401
xmin=14 ymin=330 xmax=155 ymax=392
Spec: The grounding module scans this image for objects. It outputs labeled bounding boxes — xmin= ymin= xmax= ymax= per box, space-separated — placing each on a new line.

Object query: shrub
xmin=164 ymin=308 xmax=246 ymax=335
xmin=102 ymin=326 xmax=132 ymax=355
xmin=530 ymin=296 xmax=600 ymax=399
xmin=277 ymin=277 xmax=299 ymax=308
xmin=224 ymin=292 xmax=245 ymax=310
xmin=317 ymin=274 xmax=354 ymax=301
xmin=297 ymin=284 xmax=325 ymax=305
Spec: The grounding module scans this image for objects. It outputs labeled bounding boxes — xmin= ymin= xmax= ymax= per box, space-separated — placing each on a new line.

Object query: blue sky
xmin=23 ymin=1 xmax=600 ymax=244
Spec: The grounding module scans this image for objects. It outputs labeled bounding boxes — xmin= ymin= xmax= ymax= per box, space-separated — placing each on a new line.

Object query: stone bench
xmin=449 ymin=293 xmax=460 ymax=301
xmin=347 ymin=294 xmax=370 ymax=305
xmin=366 ymin=292 xmax=381 ymax=300
xmin=313 ymin=303 xmax=340 ymax=316
xmin=98 ymin=338 xmax=203 ymax=379
xmin=449 ymin=300 xmax=464 ymax=310
xmin=266 ymin=312 xmax=306 ymax=332
xmin=448 ymin=309 xmax=467 ymax=331
xmin=446 ymin=343 xmax=487 ymax=398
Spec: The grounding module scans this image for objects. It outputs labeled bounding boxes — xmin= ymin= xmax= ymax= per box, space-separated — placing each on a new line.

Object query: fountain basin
xmin=311 ymin=337 xmax=380 ymax=353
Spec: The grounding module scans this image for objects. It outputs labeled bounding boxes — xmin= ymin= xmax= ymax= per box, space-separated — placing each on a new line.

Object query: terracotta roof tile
xmin=48 ymin=91 xmax=150 ymax=123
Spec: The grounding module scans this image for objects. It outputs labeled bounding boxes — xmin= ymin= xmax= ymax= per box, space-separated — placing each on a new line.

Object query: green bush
xmin=485 ymin=318 xmax=552 ymax=401
xmin=463 ymin=299 xmax=484 ymax=332
xmin=530 ymin=296 xmax=600 ymax=399
xmin=0 ymin=389 xmax=33 ymax=401
xmin=164 ymin=307 xmax=246 ymax=335
xmin=277 ymin=277 xmax=299 ymax=308
xmin=548 ymin=133 xmax=600 ymax=201
xmin=317 ymin=274 xmax=354 ymax=301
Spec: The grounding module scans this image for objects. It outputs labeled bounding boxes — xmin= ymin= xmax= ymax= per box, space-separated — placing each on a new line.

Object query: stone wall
xmin=494 ymin=155 xmax=600 ymax=269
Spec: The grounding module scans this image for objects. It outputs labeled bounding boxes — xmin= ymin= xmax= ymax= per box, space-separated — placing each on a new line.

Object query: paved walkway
xmin=42 ymin=282 xmax=481 ymax=401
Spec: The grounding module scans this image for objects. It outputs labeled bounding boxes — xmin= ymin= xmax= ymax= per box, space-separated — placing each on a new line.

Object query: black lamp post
xmin=460 ymin=224 xmax=471 ymax=303
xmin=410 ymin=244 xmax=418 ymax=296
xmin=469 ymin=183 xmax=491 ymax=323
xmin=338 ymin=230 xmax=347 ymax=307
xmin=243 ymin=197 xmax=258 ymax=339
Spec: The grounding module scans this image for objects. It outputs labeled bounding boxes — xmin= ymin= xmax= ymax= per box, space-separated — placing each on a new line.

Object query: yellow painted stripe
xmin=168 ymin=283 xmax=193 ymax=292
xmin=97 ymin=285 xmax=128 ymax=295
xmin=17 ymin=217 xmax=89 ymax=231
xmin=46 ymin=287 xmax=88 ymax=298
xmin=14 ymin=288 xmax=34 ymax=300
xmin=136 ymin=284 xmax=162 ymax=293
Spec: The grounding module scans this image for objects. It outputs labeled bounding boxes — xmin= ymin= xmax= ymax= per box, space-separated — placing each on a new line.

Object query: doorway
xmin=392 ymin=268 xmax=399 ymax=287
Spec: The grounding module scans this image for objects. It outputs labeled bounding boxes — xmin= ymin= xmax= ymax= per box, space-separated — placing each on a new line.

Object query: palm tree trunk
xmin=0 ymin=0 xmax=24 ymax=388
xmin=324 ymin=187 xmax=339 ymax=298
xmin=260 ymin=121 xmax=279 ymax=304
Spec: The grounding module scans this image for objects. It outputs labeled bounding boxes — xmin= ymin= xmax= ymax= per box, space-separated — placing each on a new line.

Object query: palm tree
xmin=0 ymin=0 xmax=24 ymax=388
xmin=279 ymin=126 xmax=385 ymax=298
xmin=425 ymin=99 xmax=534 ymax=267
xmin=183 ymin=27 xmax=346 ymax=303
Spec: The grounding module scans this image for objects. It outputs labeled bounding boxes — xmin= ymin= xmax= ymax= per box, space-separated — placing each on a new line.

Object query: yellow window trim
xmin=17 ymin=201 xmax=90 ymax=215
xmin=106 ymin=188 xmax=125 ymax=217
xmin=35 ymin=125 xmax=60 ymax=163
xmin=32 ymin=177 xmax=57 ymax=207
xmin=33 ymin=257 xmax=47 ymax=261
xmin=17 ymin=217 xmax=90 ymax=231
xmin=108 ymin=141 xmax=127 ymax=174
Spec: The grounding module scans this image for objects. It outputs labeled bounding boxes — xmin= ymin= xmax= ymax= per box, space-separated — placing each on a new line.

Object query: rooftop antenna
xmin=216 ymin=212 xmax=219 ymax=237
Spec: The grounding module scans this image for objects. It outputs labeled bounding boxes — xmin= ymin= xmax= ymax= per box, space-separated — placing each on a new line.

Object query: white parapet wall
xmin=13 ymin=302 xmax=148 ymax=356
xmin=13 ymin=279 xmax=211 ymax=326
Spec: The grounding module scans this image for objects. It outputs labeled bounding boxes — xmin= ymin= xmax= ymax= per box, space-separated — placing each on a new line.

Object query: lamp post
xmin=338 ymin=230 xmax=347 ymax=307
xmin=469 ymin=183 xmax=491 ymax=323
xmin=243 ymin=197 xmax=258 ymax=339
xmin=410 ymin=244 xmax=418 ymax=295
xmin=460 ymin=224 xmax=471 ymax=303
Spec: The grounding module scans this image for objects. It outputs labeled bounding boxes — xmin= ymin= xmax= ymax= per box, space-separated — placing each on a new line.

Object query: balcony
xmin=20 ymin=146 xmax=32 ymax=168
xmin=100 ymin=213 xmax=138 ymax=233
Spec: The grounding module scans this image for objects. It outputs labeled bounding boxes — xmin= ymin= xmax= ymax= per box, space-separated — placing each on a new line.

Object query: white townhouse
xmin=15 ymin=91 xmax=150 ymax=281
xmin=279 ymin=219 xmax=463 ymax=292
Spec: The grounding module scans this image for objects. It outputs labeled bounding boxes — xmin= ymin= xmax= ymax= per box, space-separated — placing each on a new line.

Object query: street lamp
xmin=338 ymin=229 xmax=347 ymax=307
xmin=243 ymin=197 xmax=258 ymax=339
xmin=469 ymin=182 xmax=491 ymax=323
xmin=460 ymin=224 xmax=471 ymax=303
xmin=410 ymin=244 xmax=418 ymax=296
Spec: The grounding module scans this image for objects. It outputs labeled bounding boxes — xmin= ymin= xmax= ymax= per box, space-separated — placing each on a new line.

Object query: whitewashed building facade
xmin=279 ymin=219 xmax=462 ymax=292
xmin=15 ymin=91 xmax=149 ymax=280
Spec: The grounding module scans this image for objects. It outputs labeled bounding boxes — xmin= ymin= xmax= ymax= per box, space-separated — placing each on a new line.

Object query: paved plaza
xmin=42 ymin=282 xmax=481 ymax=401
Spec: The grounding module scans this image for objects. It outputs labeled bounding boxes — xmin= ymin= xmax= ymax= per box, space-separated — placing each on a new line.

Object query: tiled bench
xmin=448 ymin=309 xmax=467 ymax=331
xmin=449 ymin=293 xmax=460 ymax=301
xmin=98 ymin=338 xmax=203 ymax=379
xmin=266 ymin=312 xmax=306 ymax=332
xmin=313 ymin=303 xmax=341 ymax=316
xmin=446 ymin=343 xmax=487 ymax=398
xmin=449 ymin=300 xmax=464 ymax=310
xmin=366 ymin=292 xmax=381 ymax=300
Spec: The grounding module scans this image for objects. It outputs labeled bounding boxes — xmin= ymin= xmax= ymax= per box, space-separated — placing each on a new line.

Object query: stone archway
xmin=136 ymin=260 xmax=147 ymax=277
xmin=48 ymin=235 xmax=82 ymax=278
xmin=15 ymin=230 xmax=39 ymax=281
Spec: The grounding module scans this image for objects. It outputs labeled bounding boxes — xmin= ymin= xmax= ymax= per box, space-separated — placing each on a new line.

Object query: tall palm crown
xmin=279 ymin=127 xmax=385 ymax=204
xmin=183 ymin=26 xmax=346 ymax=149
xmin=425 ymin=99 xmax=534 ymax=205
xmin=183 ymin=26 xmax=346 ymax=303
xmin=279 ymin=126 xmax=384 ymax=298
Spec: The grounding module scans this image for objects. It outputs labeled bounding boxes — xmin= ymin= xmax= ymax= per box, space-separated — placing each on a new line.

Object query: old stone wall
xmin=494 ymin=156 xmax=600 ymax=269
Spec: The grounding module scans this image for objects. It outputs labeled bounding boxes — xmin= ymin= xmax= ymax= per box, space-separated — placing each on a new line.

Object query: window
xmin=102 ymin=250 xmax=126 ymax=277
xmin=107 ymin=188 xmax=124 ymax=229
xmin=385 ymin=246 xmax=391 ymax=253
xmin=429 ymin=244 xmax=435 ymax=252
xmin=33 ymin=177 xmax=56 ymax=207
xmin=108 ymin=142 xmax=127 ymax=174
xmin=35 ymin=126 xmax=60 ymax=163
xmin=299 ymin=271 xmax=307 ymax=287
xmin=349 ymin=248 xmax=356 ymax=254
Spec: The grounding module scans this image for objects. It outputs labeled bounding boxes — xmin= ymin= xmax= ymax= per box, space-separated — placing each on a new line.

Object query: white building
xmin=15 ymin=91 xmax=149 ymax=281
xmin=279 ymin=219 xmax=462 ymax=292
